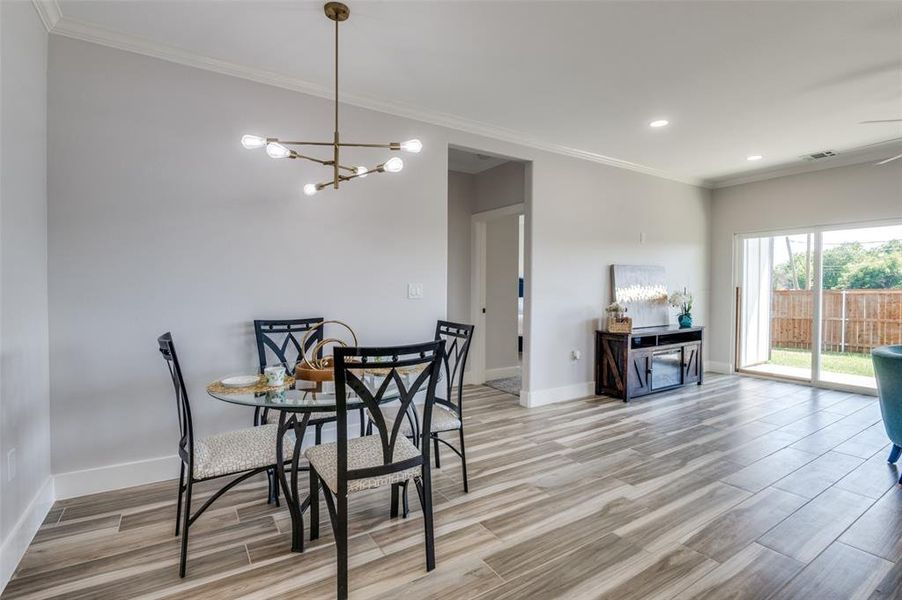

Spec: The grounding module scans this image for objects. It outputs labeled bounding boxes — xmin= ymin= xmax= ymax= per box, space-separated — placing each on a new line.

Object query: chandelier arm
xmin=289 ymin=151 xmax=336 ymax=168
xmin=336 ymin=164 xmax=386 ymax=182
xmin=278 ymin=141 xmax=335 ymax=147
xmin=278 ymin=141 xmax=400 ymax=150
xmin=338 ymin=142 xmax=401 ymax=150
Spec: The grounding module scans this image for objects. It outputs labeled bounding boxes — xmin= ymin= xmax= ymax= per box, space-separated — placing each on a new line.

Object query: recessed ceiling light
xmin=649 ymin=119 xmax=669 ymax=128
xmin=747 ymin=154 xmax=763 ymax=161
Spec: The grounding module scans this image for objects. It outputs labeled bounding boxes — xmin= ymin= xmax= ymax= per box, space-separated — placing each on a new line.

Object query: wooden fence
xmin=771 ymin=289 xmax=902 ymax=353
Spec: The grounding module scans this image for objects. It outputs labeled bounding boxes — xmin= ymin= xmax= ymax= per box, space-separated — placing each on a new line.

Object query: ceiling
xmin=448 ymin=147 xmax=511 ymax=175
xmin=44 ymin=1 xmax=902 ymax=186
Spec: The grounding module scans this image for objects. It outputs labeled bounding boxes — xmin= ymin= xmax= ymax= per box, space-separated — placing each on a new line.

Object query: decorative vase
xmin=678 ymin=313 xmax=693 ymax=329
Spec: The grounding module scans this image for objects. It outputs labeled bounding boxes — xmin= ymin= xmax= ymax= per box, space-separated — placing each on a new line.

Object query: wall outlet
xmin=571 ymin=350 xmax=582 ymax=361
xmin=7 ymin=448 xmax=16 ymax=482
xmin=407 ymin=282 xmax=424 ymax=299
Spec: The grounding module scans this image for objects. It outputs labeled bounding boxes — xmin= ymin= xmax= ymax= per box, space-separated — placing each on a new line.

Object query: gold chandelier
xmin=240 ymin=2 xmax=421 ymax=196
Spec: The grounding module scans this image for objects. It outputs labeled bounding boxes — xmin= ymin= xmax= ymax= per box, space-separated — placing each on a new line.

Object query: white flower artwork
xmin=611 ymin=265 xmax=670 ymax=328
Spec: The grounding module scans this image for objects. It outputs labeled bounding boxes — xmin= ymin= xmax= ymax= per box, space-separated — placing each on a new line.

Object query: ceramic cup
xmin=264 ymin=365 xmax=286 ymax=386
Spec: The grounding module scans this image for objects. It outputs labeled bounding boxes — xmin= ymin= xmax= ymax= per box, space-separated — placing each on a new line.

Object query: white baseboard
xmin=1 ymin=476 xmax=54 ymax=592
xmin=54 ymin=455 xmax=180 ymax=500
xmin=705 ymin=360 xmax=734 ymax=374
xmin=520 ymin=381 xmax=594 ymax=408
xmin=484 ymin=366 xmax=521 ymax=380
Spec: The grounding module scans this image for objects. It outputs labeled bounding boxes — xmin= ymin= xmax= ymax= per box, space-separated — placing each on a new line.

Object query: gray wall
xmin=446 ymin=171 xmax=475 ymax=324
xmin=0 ymin=0 xmax=51 ymax=573
xmin=446 ymin=163 xmax=526 ymax=342
xmin=485 ymin=214 xmax=520 ymax=372
xmin=473 ymin=162 xmax=526 ymax=213
xmin=48 ymin=36 xmax=711 ymax=477
xmin=48 ymin=38 xmax=447 ymax=475
xmin=710 ymin=160 xmax=902 ymax=369
xmin=529 ymin=153 xmax=710 ymax=398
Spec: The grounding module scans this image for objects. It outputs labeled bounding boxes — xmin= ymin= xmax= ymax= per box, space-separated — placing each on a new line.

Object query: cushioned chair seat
xmin=305 ymin=434 xmax=421 ymax=494
xmin=193 ymin=424 xmax=294 ymax=480
xmin=263 ymin=409 xmax=334 ymax=424
xmin=374 ymin=405 xmax=462 ymax=436
xmin=874 ymin=345 xmax=902 ymax=450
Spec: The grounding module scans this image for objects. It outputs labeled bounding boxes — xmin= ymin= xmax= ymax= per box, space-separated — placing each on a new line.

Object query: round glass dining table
xmin=207 ymin=378 xmax=402 ymax=553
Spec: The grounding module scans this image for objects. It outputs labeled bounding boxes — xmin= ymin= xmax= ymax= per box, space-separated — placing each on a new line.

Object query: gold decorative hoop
xmin=300 ymin=320 xmax=358 ymax=370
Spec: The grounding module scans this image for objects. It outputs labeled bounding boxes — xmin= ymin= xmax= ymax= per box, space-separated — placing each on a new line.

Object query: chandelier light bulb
xmin=356 ymin=166 xmax=369 ymax=178
xmin=303 ymin=183 xmax=318 ymax=196
xmin=266 ymin=142 xmax=291 ymax=159
xmin=241 ymin=134 xmax=267 ymax=149
xmin=384 ymin=157 xmax=404 ymax=173
xmin=400 ymin=139 xmax=423 ymax=153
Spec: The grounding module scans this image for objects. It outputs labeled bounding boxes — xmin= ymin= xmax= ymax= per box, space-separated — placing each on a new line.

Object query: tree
xmin=772 ymin=239 xmax=902 ymax=290
xmin=843 ymin=254 xmax=902 ymax=289
xmin=773 ymin=253 xmax=812 ymax=290
xmin=822 ymin=242 xmax=865 ymax=289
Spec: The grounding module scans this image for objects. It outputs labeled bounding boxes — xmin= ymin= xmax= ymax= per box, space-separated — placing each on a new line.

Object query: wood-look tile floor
xmin=5 ymin=375 xmax=902 ymax=599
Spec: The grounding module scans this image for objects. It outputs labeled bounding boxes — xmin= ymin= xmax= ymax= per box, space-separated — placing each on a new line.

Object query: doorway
xmin=736 ymin=221 xmax=902 ymax=392
xmin=447 ymin=146 xmax=528 ymax=396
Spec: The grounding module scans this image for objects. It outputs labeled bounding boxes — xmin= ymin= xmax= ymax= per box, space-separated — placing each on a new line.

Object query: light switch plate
xmin=407 ymin=282 xmax=424 ymax=299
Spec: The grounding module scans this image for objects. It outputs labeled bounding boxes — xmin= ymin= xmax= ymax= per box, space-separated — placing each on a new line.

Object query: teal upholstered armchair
xmin=873 ymin=345 xmax=902 ymax=484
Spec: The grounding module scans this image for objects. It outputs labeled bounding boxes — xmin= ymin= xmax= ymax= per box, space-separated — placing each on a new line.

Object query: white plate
xmin=221 ymin=375 xmax=260 ymax=388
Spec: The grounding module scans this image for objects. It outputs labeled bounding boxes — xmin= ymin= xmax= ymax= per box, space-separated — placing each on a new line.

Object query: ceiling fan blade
xmin=860 ymin=119 xmax=902 ymax=124
xmin=876 ymin=154 xmax=902 ymax=165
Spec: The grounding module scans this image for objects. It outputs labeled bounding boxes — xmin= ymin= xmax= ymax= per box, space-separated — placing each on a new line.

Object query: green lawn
xmin=768 ymin=347 xmax=875 ymax=377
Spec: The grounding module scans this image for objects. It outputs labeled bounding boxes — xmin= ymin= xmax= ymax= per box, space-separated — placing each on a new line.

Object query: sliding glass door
xmin=818 ymin=225 xmax=902 ymax=388
xmin=738 ymin=222 xmax=902 ymax=391
xmin=739 ymin=233 xmax=814 ymax=381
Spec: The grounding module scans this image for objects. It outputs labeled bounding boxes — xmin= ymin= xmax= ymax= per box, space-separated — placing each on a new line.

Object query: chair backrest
xmin=874 ymin=345 xmax=902 ymax=445
xmin=158 ymin=332 xmax=194 ymax=463
xmin=434 ymin=320 xmax=474 ymax=416
xmin=253 ymin=318 xmax=325 ymax=373
xmin=333 ymin=340 xmax=445 ymax=493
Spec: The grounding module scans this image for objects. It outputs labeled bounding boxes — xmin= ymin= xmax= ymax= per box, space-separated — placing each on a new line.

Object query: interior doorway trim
xmin=469 ymin=203 xmax=525 ymax=389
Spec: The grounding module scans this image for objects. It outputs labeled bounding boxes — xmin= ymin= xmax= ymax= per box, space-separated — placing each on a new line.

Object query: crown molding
xmin=30 ymin=0 xmax=61 ymax=32
xmin=45 ymin=14 xmax=709 ymax=188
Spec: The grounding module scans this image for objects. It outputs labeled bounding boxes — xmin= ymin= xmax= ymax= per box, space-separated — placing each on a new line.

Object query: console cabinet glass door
xmin=651 ymin=348 xmax=683 ymax=390
xmin=628 ymin=350 xmax=651 ymax=397
xmin=683 ymin=342 xmax=702 ymax=385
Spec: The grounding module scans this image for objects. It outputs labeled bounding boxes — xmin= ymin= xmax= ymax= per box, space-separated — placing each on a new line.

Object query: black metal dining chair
xmin=306 ymin=340 xmax=444 ymax=600
xmin=253 ymin=317 xmax=324 ymax=428
xmin=253 ymin=318 xmax=367 ymax=504
xmin=158 ymin=332 xmax=294 ymax=578
xmin=254 ymin=318 xmax=325 ymax=505
xmin=374 ymin=320 xmax=474 ymax=509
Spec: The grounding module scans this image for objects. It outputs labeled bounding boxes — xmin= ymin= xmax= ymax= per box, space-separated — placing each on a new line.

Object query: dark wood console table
xmin=595 ymin=326 xmax=703 ymax=402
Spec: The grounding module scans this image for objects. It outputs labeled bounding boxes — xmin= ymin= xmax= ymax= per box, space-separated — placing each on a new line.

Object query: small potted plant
xmin=669 ymin=288 xmax=694 ymax=329
xmin=604 ymin=301 xmax=632 ymax=333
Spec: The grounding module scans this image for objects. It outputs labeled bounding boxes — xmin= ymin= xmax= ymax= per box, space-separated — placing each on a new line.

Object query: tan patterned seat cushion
xmin=305 ymin=434 xmax=421 ymax=494
xmin=193 ymin=424 xmax=294 ymax=480
xmin=373 ymin=405 xmax=462 ymax=436
xmin=263 ymin=409 xmax=334 ymax=425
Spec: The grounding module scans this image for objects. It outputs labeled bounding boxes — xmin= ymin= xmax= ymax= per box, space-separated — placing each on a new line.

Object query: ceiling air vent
xmin=801 ymin=150 xmax=838 ymax=161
